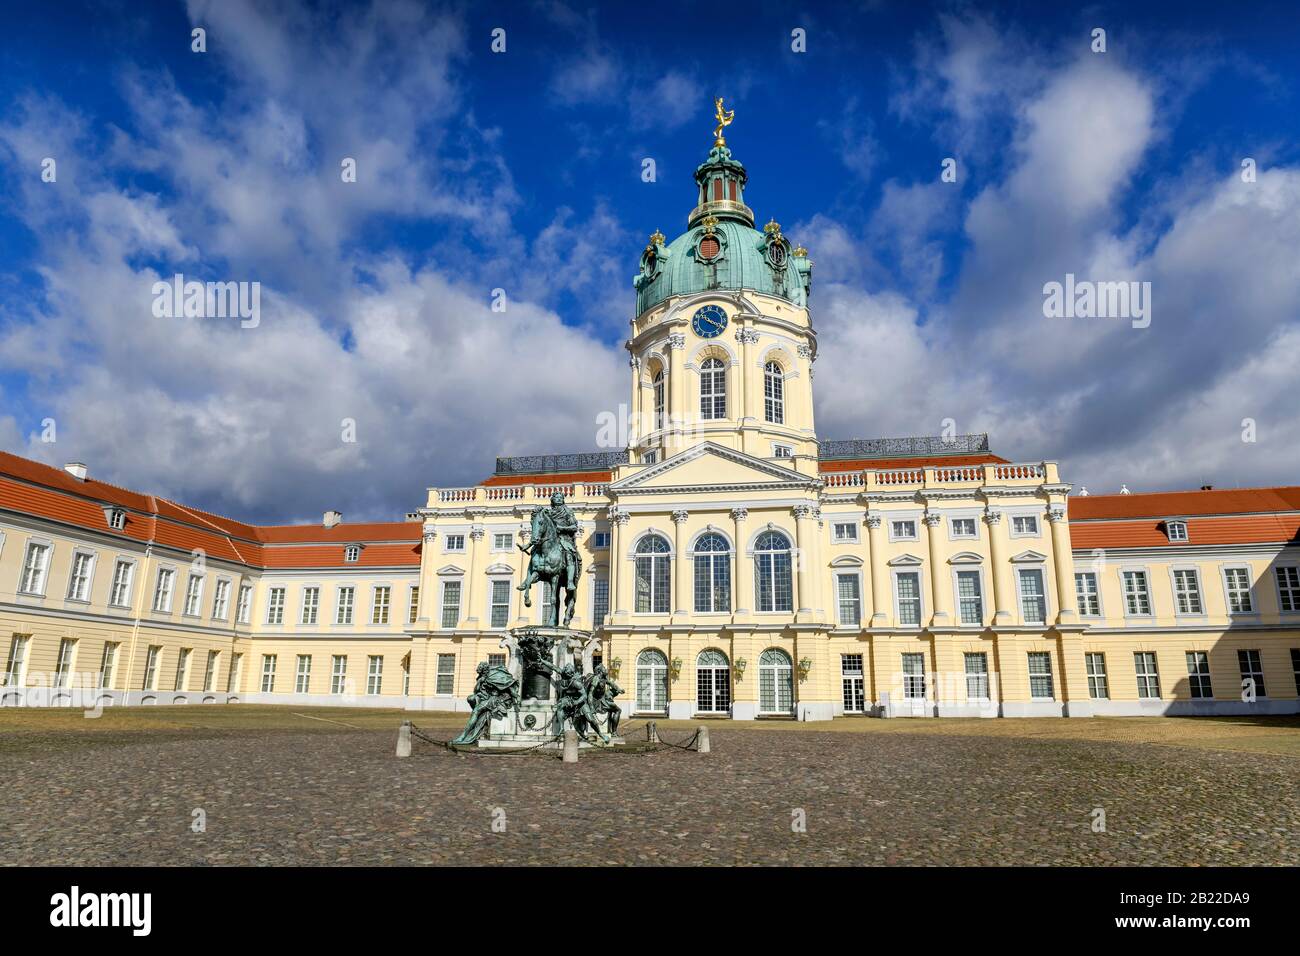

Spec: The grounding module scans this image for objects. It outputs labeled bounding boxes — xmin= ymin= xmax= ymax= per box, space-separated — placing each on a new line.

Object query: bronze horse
xmin=516 ymin=498 xmax=582 ymax=627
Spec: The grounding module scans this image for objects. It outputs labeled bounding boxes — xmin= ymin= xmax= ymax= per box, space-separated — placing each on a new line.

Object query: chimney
xmin=64 ymin=462 xmax=88 ymax=481
xmin=1200 ymin=484 xmax=1213 ymax=491
xmin=323 ymin=510 xmax=343 ymax=528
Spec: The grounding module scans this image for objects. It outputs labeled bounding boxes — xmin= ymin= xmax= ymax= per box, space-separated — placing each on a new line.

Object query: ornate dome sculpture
xmin=633 ymin=99 xmax=812 ymax=315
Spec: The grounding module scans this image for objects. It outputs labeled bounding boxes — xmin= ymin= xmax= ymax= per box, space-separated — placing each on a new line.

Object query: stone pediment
xmin=611 ymin=442 xmax=817 ymax=494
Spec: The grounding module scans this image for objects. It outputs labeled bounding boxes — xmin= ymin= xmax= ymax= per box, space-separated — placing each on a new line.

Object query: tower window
xmin=764 ymin=361 xmax=784 ymax=424
xmin=699 ymin=235 xmax=720 ymax=259
xmin=652 ymin=369 xmax=665 ymax=430
xmin=728 ymin=180 xmax=737 ymax=201
xmin=712 ymin=178 xmax=723 ymax=201
xmin=700 ymin=358 xmax=726 ymax=420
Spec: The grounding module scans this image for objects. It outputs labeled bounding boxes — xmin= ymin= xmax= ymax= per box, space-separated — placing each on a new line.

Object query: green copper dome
xmin=633 ymin=140 xmax=812 ymax=315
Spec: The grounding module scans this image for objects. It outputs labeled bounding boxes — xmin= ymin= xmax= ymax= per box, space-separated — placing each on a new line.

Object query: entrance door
xmin=841 ymin=653 xmax=865 ymax=713
xmin=695 ymin=649 xmax=731 ymax=715
xmin=636 ymin=649 xmax=668 ymax=714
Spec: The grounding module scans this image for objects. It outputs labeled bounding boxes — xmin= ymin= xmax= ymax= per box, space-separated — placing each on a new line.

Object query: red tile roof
xmin=1069 ymin=486 xmax=1300 ymax=550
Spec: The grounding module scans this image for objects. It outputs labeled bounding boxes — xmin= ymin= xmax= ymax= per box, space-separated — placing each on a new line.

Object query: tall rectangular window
xmin=836 ymin=574 xmax=861 ymax=626
xmin=174 ymin=648 xmax=191 ymax=691
xmin=212 ymin=579 xmax=231 ymax=620
xmin=236 ymin=584 xmax=252 ymax=624
xmin=300 ymin=586 xmax=320 ymax=625
xmin=3 ymin=635 xmax=30 ymax=687
xmin=335 ymin=586 xmax=355 ymax=625
xmin=1122 ymin=570 xmax=1151 ymax=616
xmin=901 ymin=652 xmax=925 ymax=699
xmin=98 ymin=642 xmax=119 ymax=689
xmin=152 ymin=568 xmax=175 ymax=612
xmin=895 ymin=572 xmax=921 ymax=626
xmin=371 ymin=586 xmax=391 ymax=625
xmin=841 ymin=654 xmax=865 ymax=713
xmin=1085 ymin=652 xmax=1108 ymax=699
xmin=489 ymin=579 xmax=511 ymax=628
xmin=19 ymin=542 xmax=51 ymax=595
xmin=227 ymin=653 xmax=242 ymax=693
xmin=591 ymin=577 xmax=609 ymax=626
xmin=261 ymin=654 xmax=277 ymax=693
xmin=1292 ymin=648 xmax=1300 ymax=696
xmin=266 ymin=587 xmax=285 ymax=624
xmin=1172 ymin=569 xmax=1203 ymax=614
xmin=964 ymin=652 xmax=989 ymax=700
xmin=67 ymin=552 xmax=95 ymax=601
xmin=367 ymin=655 xmax=383 ymax=695
xmin=1237 ymin=649 xmax=1266 ymax=698
xmin=440 ymin=581 xmax=461 ymax=628
xmin=1134 ymin=651 xmax=1160 ymax=699
xmin=183 ymin=574 xmax=204 ymax=617
xmin=1223 ymin=567 xmax=1252 ymax=613
xmin=109 ymin=560 xmax=134 ymax=608
xmin=1276 ymin=567 xmax=1300 ymax=612
xmin=143 ymin=645 xmax=161 ymax=690
xmin=956 ymin=570 xmax=983 ymax=625
xmin=54 ymin=638 xmax=77 ymax=689
xmin=1018 ymin=569 xmax=1046 ymax=624
xmin=203 ymin=650 xmax=219 ymax=691
xmin=1027 ymin=651 xmax=1053 ymax=699
xmin=295 ymin=655 xmax=312 ymax=693
xmin=436 ymin=654 xmax=456 ymax=695
xmin=1074 ymin=572 xmax=1101 ymax=616
xmin=331 ymin=655 xmax=348 ymax=694
xmin=1185 ymin=651 xmax=1212 ymax=699
xmin=407 ymin=585 xmax=420 ymax=625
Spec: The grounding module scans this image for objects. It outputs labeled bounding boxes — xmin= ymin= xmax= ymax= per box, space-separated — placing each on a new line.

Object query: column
xmin=463 ymin=521 xmax=486 ymax=626
xmin=984 ymin=508 xmax=1014 ymax=625
xmin=738 ymin=327 xmax=758 ymax=422
xmin=808 ymin=508 xmax=826 ymax=623
xmin=417 ymin=528 xmax=438 ymax=629
xmin=667 ymin=331 xmax=686 ymax=451
xmin=866 ymin=514 xmax=890 ymax=626
xmin=731 ymin=507 xmax=750 ymax=616
xmin=793 ymin=504 xmax=815 ymax=622
xmin=1047 ymin=506 xmax=1078 ymax=624
xmin=611 ymin=510 xmax=632 ymax=621
xmin=628 ymin=356 xmax=642 ymax=446
xmin=923 ymin=511 xmax=951 ymax=626
xmin=672 ymin=509 xmax=691 ymax=618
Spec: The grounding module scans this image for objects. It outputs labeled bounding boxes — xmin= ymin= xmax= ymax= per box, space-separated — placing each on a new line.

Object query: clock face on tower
xmin=691 ymin=304 xmax=728 ymax=339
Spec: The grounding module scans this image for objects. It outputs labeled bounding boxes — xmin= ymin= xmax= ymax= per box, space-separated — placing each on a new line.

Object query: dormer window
xmin=1166 ymin=520 xmax=1188 ymax=543
xmin=344 ymin=544 xmax=361 ymax=563
xmin=108 ymin=509 xmax=126 ymax=530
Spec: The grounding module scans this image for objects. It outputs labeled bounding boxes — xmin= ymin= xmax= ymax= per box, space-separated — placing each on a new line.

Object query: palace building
xmin=2 ymin=118 xmax=1299 ymax=720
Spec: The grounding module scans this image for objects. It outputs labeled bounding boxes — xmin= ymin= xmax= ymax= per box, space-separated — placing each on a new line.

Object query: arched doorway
xmin=758 ymin=648 xmax=794 ymax=716
xmin=636 ymin=649 xmax=668 ymax=714
xmin=695 ymin=648 xmax=731 ymax=715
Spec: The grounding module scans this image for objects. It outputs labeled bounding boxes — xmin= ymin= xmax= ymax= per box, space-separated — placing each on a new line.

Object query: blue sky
xmin=1 ymin=0 xmax=1298 ymax=522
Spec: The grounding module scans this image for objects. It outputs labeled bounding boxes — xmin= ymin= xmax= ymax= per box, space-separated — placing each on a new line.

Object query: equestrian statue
xmin=516 ymin=491 xmax=582 ymax=627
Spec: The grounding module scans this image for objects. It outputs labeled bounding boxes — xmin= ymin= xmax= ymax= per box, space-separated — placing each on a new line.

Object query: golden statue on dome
xmin=713 ymin=96 xmax=735 ymax=147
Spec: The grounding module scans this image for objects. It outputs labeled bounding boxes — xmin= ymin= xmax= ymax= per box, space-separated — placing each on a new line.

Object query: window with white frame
xmin=203 ymin=650 xmax=219 ymax=691
xmin=901 ymin=652 xmax=926 ymax=699
xmin=265 ymin=586 xmax=285 ymax=624
xmin=1292 ymin=648 xmax=1300 ymax=696
xmin=1027 ymin=651 xmax=1054 ymax=699
xmin=3 ymin=635 xmax=30 ymax=687
xmin=699 ymin=357 xmax=726 ymax=420
xmin=950 ymin=517 xmax=977 ymax=539
xmin=19 ymin=541 xmax=51 ymax=595
xmin=964 ymin=652 xmax=989 ymax=700
xmin=1185 ymin=651 xmax=1212 ymax=698
xmin=1223 ymin=567 xmax=1253 ymax=613
xmin=183 ymin=574 xmax=204 ymax=617
xmin=153 ymin=567 xmax=176 ymax=613
xmin=402 ymin=654 xmax=411 ymax=695
xmin=1018 ymin=568 xmax=1046 ymax=624
xmin=1276 ymin=566 xmax=1300 ymax=612
xmin=260 ymin=654 xmax=277 ymax=693
xmin=107 ymin=508 xmax=127 ymax=530
xmin=295 ymin=655 xmax=312 ymax=693
xmin=227 ymin=653 xmax=242 ymax=693
xmin=591 ymin=532 xmax=610 ymax=549
xmin=335 ymin=586 xmax=355 ymax=625
xmin=841 ymin=654 xmax=865 ymax=713
xmin=66 ymin=551 xmax=95 ymax=602
xmin=956 ymin=570 xmax=983 ymax=625
xmin=236 ymin=584 xmax=252 ymax=624
xmin=836 ymin=573 xmax=861 ymax=626
xmin=444 ymin=534 xmax=466 ymax=552
xmin=642 ymin=450 xmax=659 ymax=465
xmin=492 ymin=532 xmax=513 ymax=551
xmin=54 ymin=638 xmax=77 ymax=689
xmin=109 ymin=559 xmax=134 ymax=608
xmin=763 ymin=361 xmax=784 ymax=424
xmin=440 ymin=580 xmax=462 ymax=628
xmin=635 ymin=534 xmax=672 ymax=613
xmin=143 ymin=645 xmax=161 ymax=690
xmin=772 ymin=443 xmax=793 ymax=459
xmin=758 ymin=648 xmax=794 ymax=714
xmin=895 ymin=571 xmax=922 ymax=626
xmin=367 ymin=655 xmax=383 ymax=695
xmin=330 ymin=655 xmax=348 ymax=695
xmin=1085 ymin=652 xmax=1108 ymax=699
xmin=300 ymin=586 xmax=320 ymax=625
xmin=1074 ymin=572 xmax=1101 ymax=616
xmin=652 ymin=369 xmax=665 ymax=430
xmin=890 ymin=519 xmax=918 ymax=541
xmin=344 ymin=544 xmax=361 ymax=563
xmin=1134 ymin=651 xmax=1160 ymax=699
xmin=636 ymin=649 xmax=668 ymax=713
xmin=693 ymin=533 xmax=731 ymax=613
xmin=489 ymin=579 xmax=511 ymax=628
xmin=1122 ymin=570 xmax=1151 ymax=616
xmin=212 ymin=579 xmax=231 ymax=620
xmin=1166 ymin=520 xmax=1188 ymax=542
xmin=1011 ymin=515 xmax=1039 ymax=536
xmin=407 ymin=585 xmax=420 ymax=625
xmin=592 ymin=577 xmax=609 ymax=626
xmin=753 ymin=531 xmax=793 ymax=613
xmin=371 ymin=586 xmax=391 ymax=625
xmin=1238 ymin=649 xmax=1266 ymax=698
xmin=1172 ymin=569 xmax=1203 ymax=615
xmin=435 ymin=653 xmax=456 ymax=695
xmin=98 ymin=642 xmax=119 ymax=689
xmin=832 ymin=521 xmax=858 ymax=543
xmin=174 ymin=648 xmax=191 ymax=691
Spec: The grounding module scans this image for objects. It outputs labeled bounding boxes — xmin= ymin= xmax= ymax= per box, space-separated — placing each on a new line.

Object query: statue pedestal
xmin=480 ymin=625 xmax=624 ymax=749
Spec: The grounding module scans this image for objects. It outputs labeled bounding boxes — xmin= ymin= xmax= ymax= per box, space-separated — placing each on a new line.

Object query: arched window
xmin=693 ymin=532 xmax=731 ymax=612
xmin=764 ymin=361 xmax=784 ymax=424
xmin=754 ymin=530 xmax=793 ymax=612
xmin=652 ymin=369 xmax=665 ymax=430
xmin=758 ymin=648 xmax=794 ymax=715
xmin=700 ymin=357 xmax=726 ymax=420
xmin=696 ymin=649 xmax=731 ymax=714
xmin=634 ymin=534 xmax=671 ymax=613
xmin=636 ymin=649 xmax=668 ymax=713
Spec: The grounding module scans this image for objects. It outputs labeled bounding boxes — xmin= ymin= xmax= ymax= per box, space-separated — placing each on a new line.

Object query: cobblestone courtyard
xmin=2 ymin=708 xmax=1297 ymax=866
